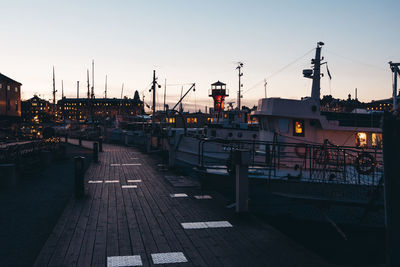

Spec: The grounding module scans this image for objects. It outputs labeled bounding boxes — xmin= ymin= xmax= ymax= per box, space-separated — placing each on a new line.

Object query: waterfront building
xmin=21 ymin=95 xmax=51 ymax=123
xmin=0 ymin=73 xmax=22 ymax=118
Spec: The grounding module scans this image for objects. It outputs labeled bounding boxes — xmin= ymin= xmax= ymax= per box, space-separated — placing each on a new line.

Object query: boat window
xmin=278 ymin=119 xmax=289 ymax=133
xmin=372 ymin=133 xmax=382 ymax=148
xmin=293 ymin=120 xmax=304 ymax=136
xmin=356 ymin=132 xmax=367 ymax=147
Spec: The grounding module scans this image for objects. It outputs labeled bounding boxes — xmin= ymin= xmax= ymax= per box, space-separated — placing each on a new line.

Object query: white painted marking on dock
xmin=122 ymin=185 xmax=138 ymax=189
xmin=105 ymin=180 xmax=120 ymax=183
xmin=205 ymin=221 xmax=233 ymax=228
xmin=151 ymin=252 xmax=188 ymax=264
xmin=127 ymin=179 xmax=142 ymax=183
xmin=181 ymin=222 xmax=208 ymax=229
xmin=170 ymin=193 xmax=188 ymax=198
xmin=122 ymin=163 xmax=142 ymax=166
xmin=110 ymin=164 xmax=121 ymax=166
xmin=88 ymin=180 xmax=103 ymax=184
xmin=130 ymin=157 xmax=139 ymax=160
xmin=181 ymin=221 xmax=233 ymax=229
xmin=107 ymin=255 xmax=142 ymax=266
xmin=194 ymin=195 xmax=212 ymax=199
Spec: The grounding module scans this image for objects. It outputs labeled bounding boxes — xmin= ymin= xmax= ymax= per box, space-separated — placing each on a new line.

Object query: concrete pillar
xmin=383 ymin=117 xmax=400 ymax=266
xmin=0 ymin=163 xmax=17 ymax=188
xmin=74 ymin=156 xmax=85 ymax=198
xmin=233 ymin=149 xmax=250 ymax=213
xmin=93 ymin=142 xmax=99 ymax=163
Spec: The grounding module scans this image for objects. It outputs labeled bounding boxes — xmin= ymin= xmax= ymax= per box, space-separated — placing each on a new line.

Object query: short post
xmin=78 ymin=136 xmax=82 ymax=147
xmin=65 ymin=133 xmax=68 ymax=143
xmin=233 ymin=149 xmax=250 ymax=213
xmin=93 ymin=142 xmax=99 ymax=163
xmin=383 ymin=116 xmax=400 ymax=266
xmin=99 ymin=136 xmax=103 ymax=152
xmin=74 ymin=156 xmax=85 ymax=198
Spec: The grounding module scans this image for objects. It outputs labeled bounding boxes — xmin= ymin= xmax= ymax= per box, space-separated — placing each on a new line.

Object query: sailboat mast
xmin=87 ymin=69 xmax=90 ymax=99
xmin=105 ymin=75 xmax=108 ymax=99
xmin=164 ymin=79 xmax=166 ymax=112
xmin=52 ymin=66 xmax=56 ymax=114
xmin=91 ymin=60 xmax=94 ymax=99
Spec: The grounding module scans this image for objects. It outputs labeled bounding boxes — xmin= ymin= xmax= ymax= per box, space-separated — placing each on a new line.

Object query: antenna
xmin=236 ymin=62 xmax=244 ymax=110
xmin=264 ymin=78 xmax=267 ymax=98
xmin=105 ymin=75 xmax=107 ymax=99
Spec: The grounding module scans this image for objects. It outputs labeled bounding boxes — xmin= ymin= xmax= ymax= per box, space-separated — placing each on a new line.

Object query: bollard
xmin=65 ymin=134 xmax=68 ymax=143
xmin=233 ymin=149 xmax=250 ymax=213
xmin=383 ymin=117 xmax=400 ymax=266
xmin=79 ymin=136 xmax=82 ymax=147
xmin=74 ymin=156 xmax=85 ymax=198
xmin=99 ymin=136 xmax=103 ymax=152
xmin=93 ymin=142 xmax=99 ymax=163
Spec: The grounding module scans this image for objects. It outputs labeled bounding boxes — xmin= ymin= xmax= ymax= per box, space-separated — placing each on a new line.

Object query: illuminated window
xmin=356 ymin=132 xmax=367 ymax=147
xmin=293 ymin=120 xmax=305 ymax=136
xmin=224 ymin=113 xmax=227 ymax=119
xmin=193 ymin=117 xmax=197 ymax=123
xmin=187 ymin=118 xmax=191 ymax=124
xmin=15 ymin=87 xmax=18 ymax=92
xmin=372 ymin=133 xmax=382 ymax=148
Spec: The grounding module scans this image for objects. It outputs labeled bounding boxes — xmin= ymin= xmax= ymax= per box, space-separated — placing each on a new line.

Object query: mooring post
xmin=383 ymin=116 xmax=400 ymax=267
xmin=233 ymin=149 xmax=250 ymax=213
xmin=74 ymin=156 xmax=85 ymax=198
xmin=93 ymin=142 xmax=99 ymax=163
xmin=99 ymin=136 xmax=103 ymax=152
xmin=65 ymin=133 xmax=68 ymax=143
xmin=78 ymin=135 xmax=82 ymax=147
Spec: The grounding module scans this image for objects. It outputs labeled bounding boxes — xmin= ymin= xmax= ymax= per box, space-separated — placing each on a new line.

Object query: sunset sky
xmin=0 ymin=0 xmax=399 ymax=111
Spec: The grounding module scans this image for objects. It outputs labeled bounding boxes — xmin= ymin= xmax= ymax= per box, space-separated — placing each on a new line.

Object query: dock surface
xmin=34 ymin=141 xmax=330 ymax=266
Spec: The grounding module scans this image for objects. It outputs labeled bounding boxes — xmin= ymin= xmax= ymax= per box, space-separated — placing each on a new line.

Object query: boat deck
xmin=34 ymin=140 xmax=330 ymax=266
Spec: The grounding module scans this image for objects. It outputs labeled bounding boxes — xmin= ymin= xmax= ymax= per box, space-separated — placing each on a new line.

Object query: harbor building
xmin=57 ymin=96 xmax=144 ymax=121
xmin=0 ymin=73 xmax=22 ymax=118
xmin=21 ymin=95 xmax=51 ymax=123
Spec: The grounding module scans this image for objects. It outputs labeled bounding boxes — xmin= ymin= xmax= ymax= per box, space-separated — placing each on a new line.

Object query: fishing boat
xmin=168 ymin=42 xmax=385 ymax=227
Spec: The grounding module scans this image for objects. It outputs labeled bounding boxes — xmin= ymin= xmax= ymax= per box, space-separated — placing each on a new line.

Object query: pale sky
xmin=0 ymin=0 xmax=399 ymax=111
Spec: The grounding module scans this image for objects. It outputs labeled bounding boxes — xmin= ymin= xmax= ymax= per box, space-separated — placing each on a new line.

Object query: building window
xmin=7 ymin=85 xmax=10 ymax=91
xmin=293 ymin=120 xmax=305 ymax=136
xmin=356 ymin=132 xmax=367 ymax=147
xmin=15 ymin=87 xmax=18 ymax=93
xmin=187 ymin=118 xmax=191 ymax=124
xmin=278 ymin=119 xmax=289 ymax=133
xmin=372 ymin=133 xmax=382 ymax=148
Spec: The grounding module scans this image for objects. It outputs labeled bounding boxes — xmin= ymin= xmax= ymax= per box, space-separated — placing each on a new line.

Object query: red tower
xmin=209 ymin=81 xmax=229 ymax=112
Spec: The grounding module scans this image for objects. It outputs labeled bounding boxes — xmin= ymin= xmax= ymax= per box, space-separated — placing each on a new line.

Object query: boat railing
xmin=197 ymin=138 xmax=383 ymax=186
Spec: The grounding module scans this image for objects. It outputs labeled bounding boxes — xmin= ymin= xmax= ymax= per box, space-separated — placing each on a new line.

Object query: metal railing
xmin=196 ymin=138 xmax=383 ymax=186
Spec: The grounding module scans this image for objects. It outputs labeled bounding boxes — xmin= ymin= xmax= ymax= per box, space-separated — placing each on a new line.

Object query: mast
xmin=152 ymin=70 xmax=156 ymax=127
xmin=77 ymin=81 xmax=80 ymax=98
xmin=52 ymin=66 xmax=57 ymax=114
xmin=91 ymin=60 xmax=94 ymax=99
xmin=61 ymin=80 xmax=64 ymax=98
xmin=236 ymin=62 xmax=243 ymax=110
xmin=310 ymin=42 xmax=324 ymax=103
xmin=163 ymin=78 xmax=166 ymax=112
xmin=264 ymin=78 xmax=267 ymax=98
xmin=87 ymin=69 xmax=90 ymax=99
xmin=105 ymin=75 xmax=108 ymax=99
xmin=389 ymin=62 xmax=400 ymax=108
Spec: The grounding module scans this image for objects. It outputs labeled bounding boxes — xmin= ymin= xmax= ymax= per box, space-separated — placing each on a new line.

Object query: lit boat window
xmin=356 ymin=132 xmax=367 ymax=147
xmin=372 ymin=133 xmax=382 ymax=148
xmin=293 ymin=120 xmax=305 ymax=136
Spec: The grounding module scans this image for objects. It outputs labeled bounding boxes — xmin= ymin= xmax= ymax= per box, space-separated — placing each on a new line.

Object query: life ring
xmin=314 ymin=147 xmax=331 ymax=165
xmin=295 ymin=144 xmax=309 ymax=158
xmin=355 ymin=152 xmax=375 ymax=175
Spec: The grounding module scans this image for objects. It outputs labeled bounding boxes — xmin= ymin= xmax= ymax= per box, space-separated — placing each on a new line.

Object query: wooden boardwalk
xmin=34 ymin=141 xmax=331 ymax=267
